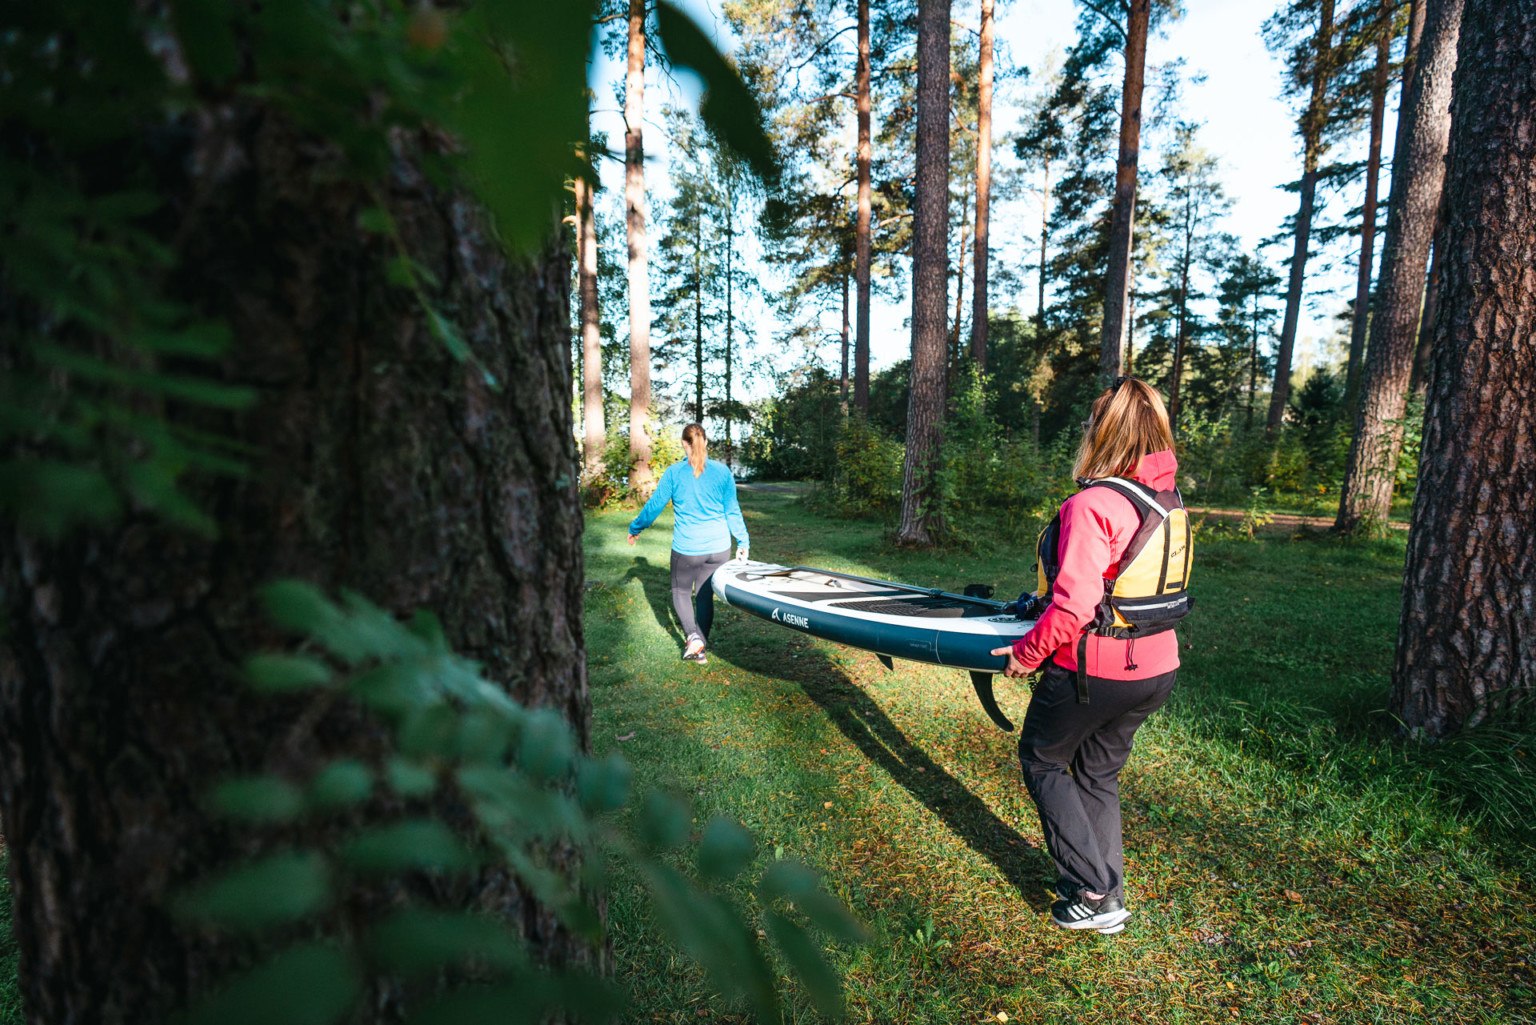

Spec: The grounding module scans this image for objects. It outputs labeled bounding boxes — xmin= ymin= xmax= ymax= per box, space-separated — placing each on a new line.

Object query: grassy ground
xmin=585 ymin=490 xmax=1536 ymax=1024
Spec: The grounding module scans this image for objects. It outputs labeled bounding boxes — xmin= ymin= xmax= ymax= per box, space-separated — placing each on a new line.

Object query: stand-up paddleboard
xmin=712 ymin=560 xmax=1036 ymax=731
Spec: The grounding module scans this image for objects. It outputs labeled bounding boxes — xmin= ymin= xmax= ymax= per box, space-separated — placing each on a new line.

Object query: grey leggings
xmin=671 ymin=548 xmax=731 ymax=642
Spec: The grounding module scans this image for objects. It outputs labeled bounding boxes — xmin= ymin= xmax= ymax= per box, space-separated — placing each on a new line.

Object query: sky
xmin=587 ymin=0 xmax=1385 ymax=403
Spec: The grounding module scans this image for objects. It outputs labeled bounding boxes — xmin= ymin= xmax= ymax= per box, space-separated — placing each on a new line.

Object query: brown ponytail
xmin=1073 ymin=377 xmax=1175 ymax=482
xmin=682 ymin=423 xmax=707 ymax=476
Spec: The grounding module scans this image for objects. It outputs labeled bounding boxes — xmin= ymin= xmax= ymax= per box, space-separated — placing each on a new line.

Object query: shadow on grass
xmin=713 ymin=636 xmax=1057 ymax=910
xmin=622 ymin=556 xmax=682 ymax=649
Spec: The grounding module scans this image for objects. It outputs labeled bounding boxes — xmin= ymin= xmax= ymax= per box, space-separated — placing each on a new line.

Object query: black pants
xmin=670 ymin=548 xmax=730 ymax=642
xmin=1018 ymin=659 xmax=1176 ymax=900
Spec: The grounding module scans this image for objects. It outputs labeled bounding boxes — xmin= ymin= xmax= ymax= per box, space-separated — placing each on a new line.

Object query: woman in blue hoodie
xmin=628 ymin=423 xmax=749 ymax=664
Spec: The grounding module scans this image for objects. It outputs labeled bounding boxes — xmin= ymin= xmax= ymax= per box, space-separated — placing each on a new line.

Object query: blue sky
xmin=588 ymin=0 xmax=1385 ymax=401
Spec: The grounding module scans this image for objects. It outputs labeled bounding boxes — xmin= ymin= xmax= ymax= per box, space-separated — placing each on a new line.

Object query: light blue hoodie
xmin=629 ymin=459 xmax=749 ymax=556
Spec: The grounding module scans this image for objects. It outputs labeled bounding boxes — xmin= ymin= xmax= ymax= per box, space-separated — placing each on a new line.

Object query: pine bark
xmin=625 ymin=0 xmax=655 ymax=495
xmin=1409 ymin=213 xmax=1443 ymax=397
xmin=1391 ymin=0 xmax=1536 ymax=737
xmin=897 ymin=0 xmax=950 ymax=547
xmin=840 ymin=271 xmax=851 ymax=408
xmin=1336 ymin=0 xmax=1462 ymax=534
xmin=1342 ymin=2 xmax=1392 ymax=417
xmin=578 ymin=173 xmax=605 ymax=480
xmin=970 ymin=0 xmax=995 ymax=371
xmin=0 ymin=115 xmax=590 ymax=1022
xmin=853 ymin=0 xmax=873 ymax=412
xmin=1098 ymin=0 xmax=1151 ymax=386
xmin=1269 ymin=0 xmax=1334 ymax=433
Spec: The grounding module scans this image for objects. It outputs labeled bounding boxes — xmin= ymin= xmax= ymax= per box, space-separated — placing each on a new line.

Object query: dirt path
xmin=1188 ymin=505 xmax=1409 ymax=531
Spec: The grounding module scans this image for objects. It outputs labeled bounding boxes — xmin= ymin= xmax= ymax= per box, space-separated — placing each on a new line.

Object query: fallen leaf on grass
xmin=617 ymin=731 xmax=636 ymax=742
xmin=1284 ymin=889 xmax=1304 ymax=903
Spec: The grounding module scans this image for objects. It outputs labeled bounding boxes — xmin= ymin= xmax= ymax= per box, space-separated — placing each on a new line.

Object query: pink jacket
xmin=1010 ymin=449 xmax=1182 ymax=681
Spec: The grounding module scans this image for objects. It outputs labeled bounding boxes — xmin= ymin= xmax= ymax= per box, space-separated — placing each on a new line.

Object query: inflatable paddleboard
xmin=712 ymin=560 xmax=1036 ymax=731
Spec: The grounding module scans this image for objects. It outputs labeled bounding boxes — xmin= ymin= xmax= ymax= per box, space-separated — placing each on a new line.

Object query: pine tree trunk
xmin=625 ymin=0 xmax=655 ymax=495
xmin=1248 ymin=291 xmax=1261 ymax=429
xmin=694 ymin=207 xmax=704 ymax=424
xmin=1336 ymin=0 xmax=1463 ymax=535
xmin=950 ymin=185 xmax=969 ymax=372
xmin=840 ymin=271 xmax=851 ymax=409
xmin=1099 ymin=0 xmax=1151 ymax=386
xmin=897 ymin=0 xmax=950 ymax=547
xmin=1409 ymin=211 xmax=1444 ymax=397
xmin=1170 ymin=229 xmax=1191 ymax=429
xmin=578 ymin=174 xmax=606 ymax=481
xmin=1391 ymin=0 xmax=1536 ymax=737
xmin=853 ymin=0 xmax=873 ymax=412
xmin=1268 ymin=0 xmax=1334 ymax=433
xmin=724 ymin=185 xmax=736 ymax=455
xmin=0 ymin=116 xmax=590 ymax=1023
xmin=1342 ymin=3 xmax=1392 ymax=416
xmin=970 ymin=0 xmax=995 ymax=371
xmin=1037 ymin=157 xmax=1051 ymax=327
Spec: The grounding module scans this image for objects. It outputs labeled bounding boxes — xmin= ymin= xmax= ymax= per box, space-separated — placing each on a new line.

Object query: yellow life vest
xmin=1035 ymin=476 xmax=1193 ymax=688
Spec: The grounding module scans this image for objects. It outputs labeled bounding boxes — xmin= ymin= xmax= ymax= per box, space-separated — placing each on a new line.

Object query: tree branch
xmin=1079 ymin=0 xmax=1128 ymax=42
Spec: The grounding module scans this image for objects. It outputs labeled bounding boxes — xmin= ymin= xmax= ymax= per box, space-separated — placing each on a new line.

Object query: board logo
xmin=771 ymin=607 xmax=810 ymax=629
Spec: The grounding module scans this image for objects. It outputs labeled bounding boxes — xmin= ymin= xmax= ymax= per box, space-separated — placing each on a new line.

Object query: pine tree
xmin=625 ymin=0 xmax=656 ymax=494
xmin=1392 ymin=0 xmax=1536 ymax=736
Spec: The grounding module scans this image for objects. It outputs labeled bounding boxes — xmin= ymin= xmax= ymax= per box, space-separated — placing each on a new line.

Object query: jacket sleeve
xmin=723 ymin=474 xmax=748 ymax=546
xmin=628 ymin=468 xmax=675 ymax=535
xmin=1010 ymin=493 xmax=1119 ymax=671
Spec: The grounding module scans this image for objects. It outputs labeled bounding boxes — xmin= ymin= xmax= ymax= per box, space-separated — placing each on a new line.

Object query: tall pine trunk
xmin=724 ymin=181 xmax=736 ymax=455
xmin=853 ymin=0 xmax=873 ymax=411
xmin=950 ymin=175 xmax=970 ymax=371
xmin=1099 ymin=0 xmax=1151 ymax=386
xmin=970 ymin=0 xmax=995 ymax=370
xmin=840 ymin=271 xmax=851 ymax=408
xmin=625 ymin=0 xmax=655 ymax=494
xmin=1037 ymin=157 xmax=1051 ymax=326
xmin=1269 ymin=0 xmax=1335 ymax=432
xmin=0 ymin=117 xmax=589 ymax=1023
xmin=693 ymin=206 xmax=705 ymax=423
xmin=897 ymin=0 xmax=950 ymax=547
xmin=1169 ymin=208 xmax=1192 ymax=429
xmin=1342 ymin=2 xmax=1392 ymax=416
xmin=1336 ymin=0 xmax=1463 ymax=534
xmin=1392 ymin=0 xmax=1536 ymax=737
xmin=1409 ymin=210 xmax=1444 ymax=397
xmin=577 ymin=173 xmax=605 ymax=480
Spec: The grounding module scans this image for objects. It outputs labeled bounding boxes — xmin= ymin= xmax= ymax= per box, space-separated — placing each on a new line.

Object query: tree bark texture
xmin=1268 ymin=0 xmax=1334 ymax=433
xmin=1409 ymin=213 xmax=1443 ymax=397
xmin=969 ymin=0 xmax=995 ymax=371
xmin=840 ymin=271 xmax=850 ymax=408
xmin=1342 ymin=3 xmax=1392 ymax=417
xmin=625 ymin=0 xmax=655 ymax=495
xmin=0 ymin=114 xmax=590 ymax=1022
xmin=578 ymin=174 xmax=605 ymax=480
xmin=1098 ymin=0 xmax=1150 ymax=387
xmin=1336 ymin=0 xmax=1462 ymax=534
xmin=853 ymin=0 xmax=873 ymax=412
xmin=1391 ymin=0 xmax=1536 ymax=737
xmin=897 ymin=0 xmax=950 ymax=547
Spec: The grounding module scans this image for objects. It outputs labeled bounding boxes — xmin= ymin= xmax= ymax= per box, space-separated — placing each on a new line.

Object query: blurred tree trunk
xmin=626 ymin=0 xmax=655 ymax=494
xmin=1099 ymin=0 xmax=1151 ymax=387
xmin=853 ymin=0 xmax=873 ymax=412
xmin=1269 ymin=0 xmax=1335 ymax=432
xmin=897 ymin=0 xmax=950 ymax=547
xmin=970 ymin=0 xmax=995 ymax=371
xmin=1037 ymin=156 xmax=1051 ymax=327
xmin=1336 ymin=0 xmax=1462 ymax=535
xmin=840 ymin=271 xmax=850 ymax=409
xmin=1342 ymin=0 xmax=1392 ymax=417
xmin=578 ymin=172 xmax=605 ymax=480
xmin=1392 ymin=0 xmax=1536 ymax=737
xmin=0 ymin=115 xmax=589 ymax=1022
xmin=1409 ymin=203 xmax=1445 ymax=398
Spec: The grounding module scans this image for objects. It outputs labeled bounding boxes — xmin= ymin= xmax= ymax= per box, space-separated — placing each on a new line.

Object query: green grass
xmin=585 ymin=491 xmax=1536 ymax=1024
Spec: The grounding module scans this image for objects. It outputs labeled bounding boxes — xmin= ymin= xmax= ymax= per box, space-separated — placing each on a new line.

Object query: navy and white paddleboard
xmin=712 ymin=560 xmax=1036 ymax=731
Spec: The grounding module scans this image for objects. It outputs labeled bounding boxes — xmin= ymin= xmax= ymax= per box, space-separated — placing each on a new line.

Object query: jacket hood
xmin=1130 ymin=448 xmax=1179 ymax=491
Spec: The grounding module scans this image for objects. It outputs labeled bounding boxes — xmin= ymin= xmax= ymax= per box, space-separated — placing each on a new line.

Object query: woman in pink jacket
xmin=992 ymin=377 xmax=1186 ymax=935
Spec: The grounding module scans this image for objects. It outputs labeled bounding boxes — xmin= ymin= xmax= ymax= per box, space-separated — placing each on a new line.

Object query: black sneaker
xmin=1051 ymin=892 xmax=1130 ymax=932
xmin=683 ymin=650 xmax=708 ymax=665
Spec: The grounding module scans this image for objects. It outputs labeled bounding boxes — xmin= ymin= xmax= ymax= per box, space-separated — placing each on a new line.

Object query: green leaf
xmin=183 ymin=943 xmax=359 ymax=1025
xmin=176 ymin=852 xmax=331 ymax=932
xmin=575 ymin=753 xmax=631 ymax=814
xmin=456 ymin=709 xmax=514 ymax=763
xmin=696 ymin=817 xmax=754 ymax=882
xmin=404 ymin=974 xmax=623 ymax=1025
xmin=398 ymin=704 xmax=458 ymax=757
xmin=308 ymin=760 xmax=373 ymax=810
xmin=340 ymin=820 xmax=474 ymax=875
xmin=364 ymin=908 xmax=526 ymax=979
xmin=655 ymin=2 xmax=778 ymax=183
xmin=170 ymin=0 xmax=241 ymax=86
xmin=0 ymin=461 xmax=122 ymax=539
xmin=244 ymin=653 xmax=332 ymax=693
xmin=385 ymin=756 xmax=438 ymax=798
xmin=636 ymin=791 xmax=689 ymax=852
xmin=351 ymin=662 xmax=435 ymax=716
xmin=764 ymin=911 xmax=845 ymax=1019
xmin=209 ymin=775 xmax=305 ymax=824
xmin=261 ymin=581 xmax=338 ymax=640
xmin=517 ymin=708 xmax=575 ymax=781
xmin=758 ymin=862 xmax=867 ymax=945
xmin=356 ymin=206 xmax=393 ymax=235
